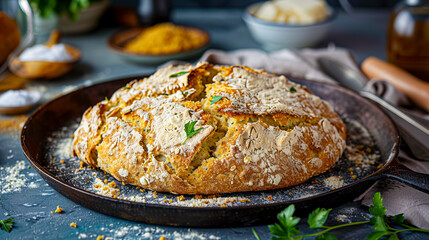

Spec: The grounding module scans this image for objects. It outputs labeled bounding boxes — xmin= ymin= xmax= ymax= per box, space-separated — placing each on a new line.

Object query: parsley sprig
xmin=210 ymin=96 xmax=223 ymax=105
xmin=183 ymin=121 xmax=201 ymax=144
xmin=180 ymin=90 xmax=189 ymax=97
xmin=252 ymin=192 xmax=429 ymax=240
xmin=169 ymin=71 xmax=189 ymax=78
xmin=0 ymin=217 xmax=14 ymax=232
xmin=290 ymin=87 xmax=297 ymax=93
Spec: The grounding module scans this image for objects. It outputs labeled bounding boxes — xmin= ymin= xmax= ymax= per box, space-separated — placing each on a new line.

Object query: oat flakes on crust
xmin=73 ymin=63 xmax=346 ymax=194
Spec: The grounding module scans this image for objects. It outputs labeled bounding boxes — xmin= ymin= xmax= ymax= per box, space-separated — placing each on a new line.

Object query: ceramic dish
xmin=243 ymin=2 xmax=336 ymax=50
xmin=21 ymin=76 xmax=429 ymax=227
xmin=9 ymin=45 xmax=81 ymax=79
xmin=107 ymin=27 xmax=210 ymax=65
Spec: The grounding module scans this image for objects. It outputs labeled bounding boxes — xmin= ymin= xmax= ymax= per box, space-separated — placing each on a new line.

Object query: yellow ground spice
xmin=124 ymin=23 xmax=208 ymax=55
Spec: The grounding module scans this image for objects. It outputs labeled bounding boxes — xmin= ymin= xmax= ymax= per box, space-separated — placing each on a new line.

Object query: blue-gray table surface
xmin=0 ymin=8 xmax=427 ymax=240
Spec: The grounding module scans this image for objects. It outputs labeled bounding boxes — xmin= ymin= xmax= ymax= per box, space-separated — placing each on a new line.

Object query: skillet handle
xmin=379 ymin=159 xmax=429 ymax=194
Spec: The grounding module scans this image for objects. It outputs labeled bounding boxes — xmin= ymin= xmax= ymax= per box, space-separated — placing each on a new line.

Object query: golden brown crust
xmin=73 ymin=63 xmax=346 ymax=194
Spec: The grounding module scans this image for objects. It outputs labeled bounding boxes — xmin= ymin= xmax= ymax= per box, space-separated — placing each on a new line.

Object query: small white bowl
xmin=243 ymin=2 xmax=336 ymax=50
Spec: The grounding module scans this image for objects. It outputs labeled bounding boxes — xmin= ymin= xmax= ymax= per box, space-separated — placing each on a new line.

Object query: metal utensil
xmin=318 ymin=57 xmax=429 ymax=161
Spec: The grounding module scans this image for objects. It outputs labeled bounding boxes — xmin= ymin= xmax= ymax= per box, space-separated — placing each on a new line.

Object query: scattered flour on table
xmin=0 ymin=161 xmax=27 ymax=194
xmin=19 ymin=43 xmax=73 ymax=62
xmin=91 ymin=177 xmax=251 ymax=207
xmin=78 ymin=225 xmax=220 ymax=240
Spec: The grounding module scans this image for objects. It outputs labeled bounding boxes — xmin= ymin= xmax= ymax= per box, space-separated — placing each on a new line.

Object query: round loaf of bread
xmin=0 ymin=12 xmax=20 ymax=65
xmin=73 ymin=63 xmax=346 ymax=194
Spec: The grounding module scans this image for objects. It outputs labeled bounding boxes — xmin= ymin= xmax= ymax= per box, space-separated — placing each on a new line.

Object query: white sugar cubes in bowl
xmin=243 ymin=0 xmax=335 ymax=50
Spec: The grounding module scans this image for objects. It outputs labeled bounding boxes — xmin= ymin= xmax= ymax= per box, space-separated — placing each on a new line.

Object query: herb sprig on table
xmin=0 ymin=217 xmax=14 ymax=233
xmin=252 ymin=192 xmax=429 ymax=240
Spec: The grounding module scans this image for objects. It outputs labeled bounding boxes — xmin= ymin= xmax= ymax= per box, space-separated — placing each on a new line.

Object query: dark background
xmin=111 ymin=0 xmax=401 ymax=9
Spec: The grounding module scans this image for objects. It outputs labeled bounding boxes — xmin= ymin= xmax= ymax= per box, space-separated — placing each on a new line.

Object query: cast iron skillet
xmin=21 ymin=76 xmax=429 ymax=227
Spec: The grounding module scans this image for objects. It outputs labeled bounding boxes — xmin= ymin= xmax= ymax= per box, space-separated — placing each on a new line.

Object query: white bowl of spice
xmin=243 ymin=0 xmax=336 ymax=50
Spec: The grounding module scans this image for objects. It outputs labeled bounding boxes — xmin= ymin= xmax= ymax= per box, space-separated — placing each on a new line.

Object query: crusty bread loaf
xmin=73 ymin=63 xmax=346 ymax=194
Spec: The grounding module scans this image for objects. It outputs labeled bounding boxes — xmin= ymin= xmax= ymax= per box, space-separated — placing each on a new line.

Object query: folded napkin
xmin=195 ymin=47 xmax=429 ymax=228
xmin=161 ymin=47 xmax=429 ymax=228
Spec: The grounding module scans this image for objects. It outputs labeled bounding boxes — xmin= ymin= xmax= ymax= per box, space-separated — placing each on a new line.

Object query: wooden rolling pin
xmin=361 ymin=57 xmax=429 ymax=112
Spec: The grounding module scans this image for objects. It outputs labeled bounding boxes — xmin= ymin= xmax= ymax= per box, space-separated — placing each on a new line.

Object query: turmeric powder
xmin=124 ymin=23 xmax=208 ymax=55
xmin=0 ymin=115 xmax=27 ymax=138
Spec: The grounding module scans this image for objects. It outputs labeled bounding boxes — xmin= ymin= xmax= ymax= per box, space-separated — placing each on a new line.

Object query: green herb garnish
xmin=122 ymin=86 xmax=131 ymax=90
xmin=253 ymin=192 xmax=429 ymax=240
xmin=105 ymin=96 xmax=109 ymax=102
xmin=180 ymin=90 xmax=189 ymax=97
xmin=210 ymin=96 xmax=223 ymax=105
xmin=0 ymin=217 xmax=14 ymax=232
xmin=290 ymin=87 xmax=297 ymax=93
xmin=169 ymin=71 xmax=189 ymax=78
xmin=183 ymin=121 xmax=201 ymax=143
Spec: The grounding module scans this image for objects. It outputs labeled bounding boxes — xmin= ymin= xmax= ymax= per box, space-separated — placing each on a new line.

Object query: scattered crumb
xmin=96 ymin=236 xmax=104 ymax=240
xmin=55 ymin=205 xmax=63 ymax=213
xmin=70 ymin=222 xmax=77 ymax=228
xmin=177 ymin=195 xmax=185 ymax=201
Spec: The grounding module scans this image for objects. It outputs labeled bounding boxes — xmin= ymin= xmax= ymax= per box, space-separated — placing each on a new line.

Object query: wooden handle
xmin=45 ymin=30 xmax=60 ymax=47
xmin=361 ymin=57 xmax=429 ymax=112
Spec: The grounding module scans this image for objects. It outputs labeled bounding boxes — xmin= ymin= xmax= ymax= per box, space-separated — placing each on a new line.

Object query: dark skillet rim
xmin=20 ymin=76 xmax=400 ymax=211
